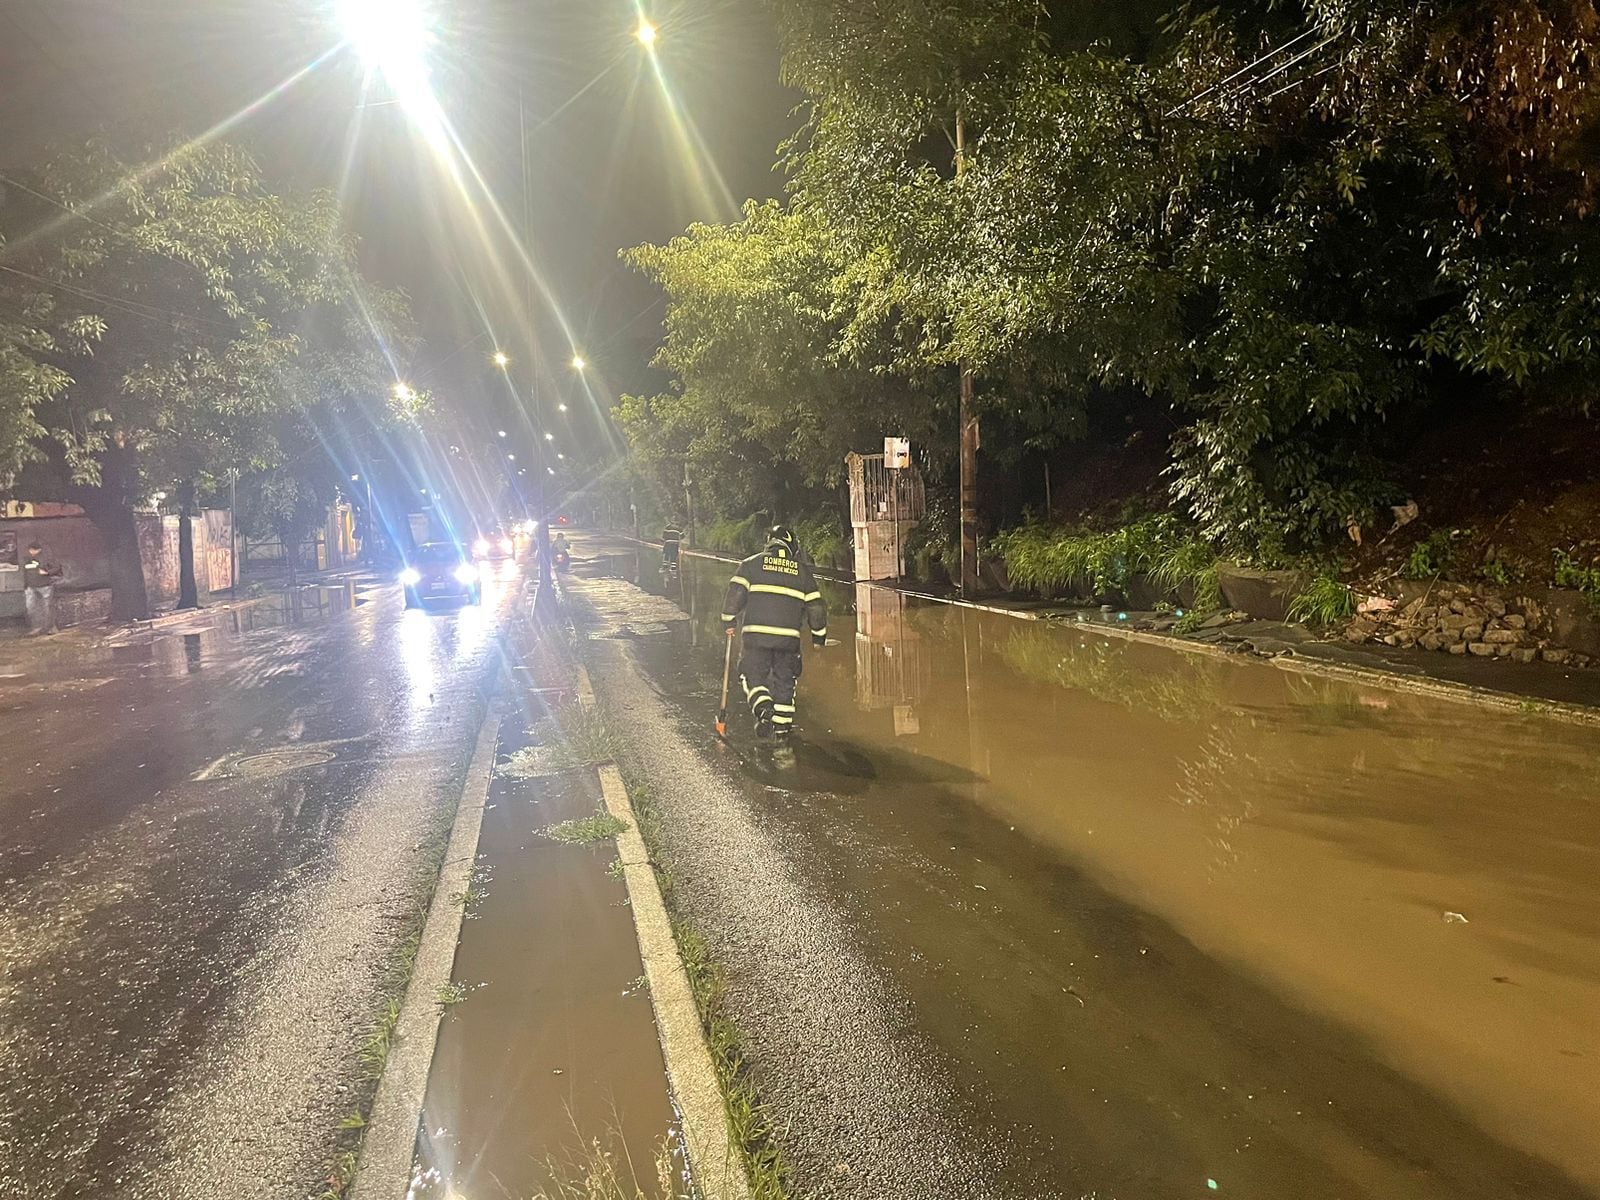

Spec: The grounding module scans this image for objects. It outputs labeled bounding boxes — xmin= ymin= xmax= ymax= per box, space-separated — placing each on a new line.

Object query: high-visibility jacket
xmin=722 ymin=544 xmax=827 ymax=650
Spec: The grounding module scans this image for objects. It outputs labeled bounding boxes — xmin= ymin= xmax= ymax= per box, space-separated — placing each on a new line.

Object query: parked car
xmin=399 ymin=542 xmax=481 ymax=607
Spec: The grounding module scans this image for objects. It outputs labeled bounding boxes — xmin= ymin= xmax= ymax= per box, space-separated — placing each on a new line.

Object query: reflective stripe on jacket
xmin=722 ymin=546 xmax=827 ymax=650
xmin=22 ymin=555 xmax=58 ymax=589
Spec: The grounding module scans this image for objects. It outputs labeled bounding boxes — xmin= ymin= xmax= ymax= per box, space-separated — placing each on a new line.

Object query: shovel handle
xmin=716 ymin=625 xmax=736 ymax=734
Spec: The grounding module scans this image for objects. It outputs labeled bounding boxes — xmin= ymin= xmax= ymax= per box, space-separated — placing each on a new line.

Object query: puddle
xmin=410 ymin=706 xmax=676 ymax=1199
xmin=582 ymin=540 xmax=1600 ymax=1199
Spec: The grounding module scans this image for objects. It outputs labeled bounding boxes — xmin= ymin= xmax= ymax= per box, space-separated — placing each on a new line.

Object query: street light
xmin=558 ymin=402 xmax=568 ymax=412
xmin=544 ymin=432 xmax=554 ymax=442
xmin=507 ymin=454 xmax=516 ymax=461
xmin=338 ymin=0 xmax=431 ymax=93
xmin=497 ymin=429 xmax=508 ymax=438
xmin=635 ymin=17 xmax=657 ymax=46
xmin=492 ymin=350 xmax=510 ymax=367
xmin=570 ymin=354 xmax=586 ymax=371
xmin=392 ymin=382 xmax=414 ymax=402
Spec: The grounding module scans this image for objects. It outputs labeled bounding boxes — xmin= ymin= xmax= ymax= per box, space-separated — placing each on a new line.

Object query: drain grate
xmin=233 ymin=747 xmax=338 ymax=776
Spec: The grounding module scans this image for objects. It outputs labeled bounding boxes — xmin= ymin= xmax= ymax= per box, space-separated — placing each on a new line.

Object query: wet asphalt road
xmin=0 ymin=570 xmax=514 ymax=1199
xmin=567 ymin=535 xmax=1600 ymax=1200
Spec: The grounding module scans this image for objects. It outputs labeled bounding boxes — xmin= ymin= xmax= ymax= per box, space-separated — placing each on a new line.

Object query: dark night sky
xmin=0 ymin=0 xmax=797 ymax=466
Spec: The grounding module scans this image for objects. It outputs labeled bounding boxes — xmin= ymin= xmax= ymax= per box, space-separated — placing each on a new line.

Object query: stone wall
xmin=1343 ymin=582 xmax=1596 ymax=668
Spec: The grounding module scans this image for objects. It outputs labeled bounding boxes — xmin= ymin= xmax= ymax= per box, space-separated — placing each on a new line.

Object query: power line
xmin=0 ymin=263 xmax=239 ymax=333
xmin=1163 ymin=25 xmax=1351 ymax=119
xmin=1262 ymin=60 xmax=1342 ymax=105
xmin=1165 ymin=27 xmax=1321 ymax=118
xmin=0 ymin=171 xmax=127 ymax=246
xmin=1241 ymin=32 xmax=1342 ymax=97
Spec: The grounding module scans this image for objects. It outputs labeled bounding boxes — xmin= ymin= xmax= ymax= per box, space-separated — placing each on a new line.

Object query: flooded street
xmin=573 ymin=535 xmax=1600 ymax=1199
xmin=0 ymin=571 xmax=515 ymax=1199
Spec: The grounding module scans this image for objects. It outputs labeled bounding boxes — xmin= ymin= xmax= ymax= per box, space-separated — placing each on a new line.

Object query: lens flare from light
xmin=338 ymin=0 xmax=431 ymax=82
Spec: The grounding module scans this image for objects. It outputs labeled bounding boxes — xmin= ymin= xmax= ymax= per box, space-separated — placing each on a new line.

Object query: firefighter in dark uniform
xmin=662 ymin=519 xmax=684 ymax=569
xmin=722 ymin=526 xmax=827 ymax=740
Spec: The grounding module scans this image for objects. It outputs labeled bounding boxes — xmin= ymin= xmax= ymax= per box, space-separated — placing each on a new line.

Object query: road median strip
xmin=348 ymin=693 xmax=501 ymax=1200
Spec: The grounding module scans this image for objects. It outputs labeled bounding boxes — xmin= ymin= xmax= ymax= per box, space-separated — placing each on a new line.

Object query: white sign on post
xmin=884 ymin=437 xmax=910 ymax=469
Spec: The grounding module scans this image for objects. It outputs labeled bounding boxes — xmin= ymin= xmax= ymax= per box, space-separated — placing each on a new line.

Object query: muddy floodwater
xmin=598 ymin=539 xmax=1600 ymax=1199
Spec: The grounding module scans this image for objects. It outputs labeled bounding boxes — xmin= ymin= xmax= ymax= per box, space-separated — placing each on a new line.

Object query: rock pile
xmin=1343 ymin=585 xmax=1592 ymax=667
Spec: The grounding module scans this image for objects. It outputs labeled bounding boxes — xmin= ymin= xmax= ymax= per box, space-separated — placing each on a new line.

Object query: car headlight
xmin=399 ymin=567 xmax=421 ymax=586
xmin=473 ymin=538 xmax=490 ymax=556
xmin=500 ymin=537 xmax=514 ymax=553
xmin=453 ymin=564 xmax=479 ymax=585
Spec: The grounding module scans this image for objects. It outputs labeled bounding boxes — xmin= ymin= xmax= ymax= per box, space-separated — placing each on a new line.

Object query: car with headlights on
xmin=472 ymin=527 xmax=517 ymax=561
xmin=399 ymin=542 xmax=482 ymax=607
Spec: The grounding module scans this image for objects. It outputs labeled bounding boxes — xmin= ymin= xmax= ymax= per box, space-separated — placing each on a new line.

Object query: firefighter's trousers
xmin=739 ymin=644 xmax=802 ymax=732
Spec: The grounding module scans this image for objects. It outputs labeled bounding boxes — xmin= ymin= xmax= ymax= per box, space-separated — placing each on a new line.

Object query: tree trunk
xmin=954 ymin=105 xmax=981 ymax=596
xmin=81 ymin=444 xmax=151 ymax=621
xmin=177 ymin=479 xmax=200 ymax=609
xmin=280 ymin=525 xmax=298 ymax=588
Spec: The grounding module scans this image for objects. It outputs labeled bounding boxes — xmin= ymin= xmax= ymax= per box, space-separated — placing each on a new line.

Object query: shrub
xmin=792 ymin=510 xmax=850 ymax=571
xmin=1287 ymin=572 xmax=1355 ymax=626
xmin=1402 ymin=528 xmax=1464 ymax=580
xmin=701 ymin=514 xmax=768 ymax=557
xmin=1553 ymin=548 xmax=1600 ymax=612
xmin=988 ymin=514 xmax=1219 ymax=608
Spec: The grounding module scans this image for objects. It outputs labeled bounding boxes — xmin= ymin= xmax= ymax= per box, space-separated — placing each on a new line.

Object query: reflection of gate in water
xmin=853 ymin=584 xmax=929 ymax=730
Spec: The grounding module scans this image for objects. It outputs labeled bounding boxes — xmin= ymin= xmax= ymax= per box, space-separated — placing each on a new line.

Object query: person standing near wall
xmin=22 ymin=540 xmax=62 ymax=635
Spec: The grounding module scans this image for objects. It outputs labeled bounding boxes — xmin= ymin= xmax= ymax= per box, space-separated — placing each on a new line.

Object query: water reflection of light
xmin=397 ymin=608 xmax=436 ymax=710
xmin=453 ymin=595 xmax=492 ymax=661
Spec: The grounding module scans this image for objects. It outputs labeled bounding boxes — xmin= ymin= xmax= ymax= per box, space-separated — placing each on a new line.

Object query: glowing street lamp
xmin=492 ymin=350 xmax=510 ymax=368
xmin=635 ymin=17 xmax=657 ymax=47
xmin=392 ymin=382 xmax=414 ymax=402
xmin=544 ymin=432 xmax=554 ymax=442
xmin=570 ymin=354 xmax=586 ymax=371
xmin=497 ymin=429 xmax=508 ymax=438
xmin=338 ymin=0 xmax=431 ymax=86
xmin=507 ymin=453 xmax=516 ymax=461
xmin=557 ymin=402 xmax=568 ymax=412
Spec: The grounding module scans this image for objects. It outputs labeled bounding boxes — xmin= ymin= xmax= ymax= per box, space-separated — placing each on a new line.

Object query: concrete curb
xmin=349 ymin=694 xmax=501 ymax=1200
xmin=572 ymin=664 xmax=751 ymax=1200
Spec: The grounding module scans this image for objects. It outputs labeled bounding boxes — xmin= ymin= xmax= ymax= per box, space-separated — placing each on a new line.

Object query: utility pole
xmin=683 ymin=460 xmax=696 ymax=549
xmin=955 ymin=105 xmax=980 ymax=596
xmin=520 ymin=85 xmax=553 ymax=590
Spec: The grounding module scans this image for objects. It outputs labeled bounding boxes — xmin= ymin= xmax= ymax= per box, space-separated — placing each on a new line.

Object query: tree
xmin=622 ymin=202 xmax=942 ymax=524
xmin=622 ymin=0 xmax=1600 ymax=565
xmin=0 ymin=139 xmax=413 ymax=617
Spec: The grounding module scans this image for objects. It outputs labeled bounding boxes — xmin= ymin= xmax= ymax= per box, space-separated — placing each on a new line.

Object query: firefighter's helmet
xmin=766 ymin=524 xmax=797 ymax=556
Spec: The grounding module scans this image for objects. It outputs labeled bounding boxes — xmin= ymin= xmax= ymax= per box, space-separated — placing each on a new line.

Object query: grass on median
xmin=531 ymin=1130 xmax=687 ymax=1200
xmin=499 ymin=703 xmax=621 ymax=778
xmin=543 ymin=809 xmax=630 ymax=845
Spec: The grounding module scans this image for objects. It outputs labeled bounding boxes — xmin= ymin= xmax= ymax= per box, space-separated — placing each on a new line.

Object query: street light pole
xmin=518 ymin=84 xmax=554 ymax=590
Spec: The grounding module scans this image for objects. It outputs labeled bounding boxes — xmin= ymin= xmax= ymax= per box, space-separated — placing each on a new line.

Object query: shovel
xmin=716 ymin=626 xmax=736 ymax=738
